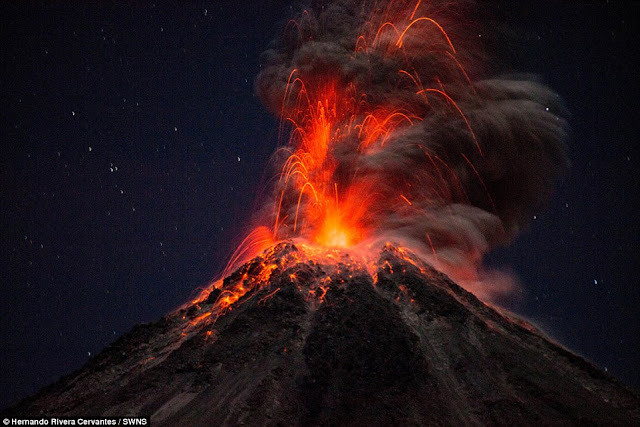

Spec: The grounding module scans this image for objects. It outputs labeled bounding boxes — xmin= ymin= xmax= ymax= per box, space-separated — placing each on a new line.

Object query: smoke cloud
xmin=254 ymin=0 xmax=569 ymax=289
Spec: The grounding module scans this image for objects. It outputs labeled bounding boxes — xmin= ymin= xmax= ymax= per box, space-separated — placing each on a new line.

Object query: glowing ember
xmin=185 ymin=0 xmax=568 ymax=327
xmin=268 ymin=2 xmax=481 ymax=251
xmin=256 ymin=0 xmax=567 ymax=267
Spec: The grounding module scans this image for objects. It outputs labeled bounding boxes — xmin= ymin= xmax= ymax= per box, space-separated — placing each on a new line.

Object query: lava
xmin=267 ymin=1 xmax=483 ymax=252
xmin=186 ymin=0 xmax=568 ymax=326
xmin=9 ymin=3 xmax=640 ymax=424
xmin=257 ymin=0 xmax=568 ymax=269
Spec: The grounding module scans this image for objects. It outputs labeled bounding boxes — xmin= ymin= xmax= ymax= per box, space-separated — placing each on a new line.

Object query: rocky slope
xmin=5 ymin=242 xmax=639 ymax=425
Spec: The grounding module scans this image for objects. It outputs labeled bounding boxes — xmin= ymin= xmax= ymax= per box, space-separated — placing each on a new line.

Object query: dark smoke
xmin=255 ymin=0 xmax=569 ymax=299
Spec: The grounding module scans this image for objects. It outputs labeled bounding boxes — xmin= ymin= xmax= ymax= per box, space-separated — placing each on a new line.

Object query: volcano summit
xmin=5 ymin=0 xmax=638 ymax=424
xmin=5 ymin=243 xmax=639 ymax=424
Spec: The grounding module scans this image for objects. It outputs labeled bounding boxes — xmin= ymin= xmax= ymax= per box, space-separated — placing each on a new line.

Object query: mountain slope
xmin=5 ymin=243 xmax=639 ymax=425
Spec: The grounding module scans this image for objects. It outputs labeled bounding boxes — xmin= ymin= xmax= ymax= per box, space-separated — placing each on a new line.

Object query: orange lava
xmin=183 ymin=0 xmax=486 ymax=328
xmin=270 ymin=1 xmax=477 ymax=251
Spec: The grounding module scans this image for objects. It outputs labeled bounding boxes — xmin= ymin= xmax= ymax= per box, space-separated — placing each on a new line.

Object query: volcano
xmin=5 ymin=242 xmax=639 ymax=425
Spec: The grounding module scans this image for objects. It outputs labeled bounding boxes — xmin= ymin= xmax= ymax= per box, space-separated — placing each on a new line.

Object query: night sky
xmin=1 ymin=0 xmax=638 ymax=410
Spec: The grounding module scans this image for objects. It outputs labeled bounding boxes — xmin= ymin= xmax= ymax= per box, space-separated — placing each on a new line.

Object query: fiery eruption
xmin=13 ymin=5 xmax=640 ymax=423
xmin=191 ymin=0 xmax=568 ymax=322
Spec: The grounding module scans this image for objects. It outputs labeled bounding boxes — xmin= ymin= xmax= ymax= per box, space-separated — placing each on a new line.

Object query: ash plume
xmin=255 ymin=0 xmax=569 ymax=296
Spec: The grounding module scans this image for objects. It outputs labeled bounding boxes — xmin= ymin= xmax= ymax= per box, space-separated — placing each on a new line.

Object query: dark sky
xmin=1 ymin=0 xmax=638 ymax=410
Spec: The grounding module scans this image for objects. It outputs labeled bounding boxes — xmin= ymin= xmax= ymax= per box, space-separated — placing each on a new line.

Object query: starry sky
xmin=1 ymin=0 xmax=638 ymax=410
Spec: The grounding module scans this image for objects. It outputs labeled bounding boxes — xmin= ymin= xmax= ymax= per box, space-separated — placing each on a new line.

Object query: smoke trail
xmin=254 ymin=0 xmax=569 ymax=294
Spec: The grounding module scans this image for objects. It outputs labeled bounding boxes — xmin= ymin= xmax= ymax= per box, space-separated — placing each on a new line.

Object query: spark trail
xmin=189 ymin=0 xmax=568 ymax=324
xmin=256 ymin=0 xmax=568 ymax=273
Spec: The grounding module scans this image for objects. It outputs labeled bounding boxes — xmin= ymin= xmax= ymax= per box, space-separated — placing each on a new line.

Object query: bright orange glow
xmin=180 ymin=0 xmax=491 ymax=331
xmin=317 ymin=211 xmax=353 ymax=248
xmin=189 ymin=312 xmax=211 ymax=326
xmin=263 ymin=0 xmax=483 ymax=253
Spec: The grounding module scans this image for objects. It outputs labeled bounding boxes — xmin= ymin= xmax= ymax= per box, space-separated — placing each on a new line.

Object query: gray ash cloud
xmin=255 ymin=0 xmax=569 ymax=294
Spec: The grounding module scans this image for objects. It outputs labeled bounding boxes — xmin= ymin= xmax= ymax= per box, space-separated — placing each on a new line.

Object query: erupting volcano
xmin=223 ymin=0 xmax=570 ymax=301
xmin=5 ymin=0 xmax=639 ymax=424
xmin=6 ymin=243 xmax=639 ymax=424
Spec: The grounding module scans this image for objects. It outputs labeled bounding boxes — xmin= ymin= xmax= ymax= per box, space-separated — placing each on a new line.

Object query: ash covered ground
xmin=5 ymin=243 xmax=638 ymax=425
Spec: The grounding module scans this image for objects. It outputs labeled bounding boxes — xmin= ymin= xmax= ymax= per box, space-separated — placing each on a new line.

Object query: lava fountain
xmin=190 ymin=0 xmax=568 ymax=324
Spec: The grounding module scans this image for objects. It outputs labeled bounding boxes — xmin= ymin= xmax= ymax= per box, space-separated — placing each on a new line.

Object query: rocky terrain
xmin=5 ymin=242 xmax=639 ymax=425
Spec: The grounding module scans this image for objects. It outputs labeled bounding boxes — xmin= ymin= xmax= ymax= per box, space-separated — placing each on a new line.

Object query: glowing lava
xmin=184 ymin=0 xmax=569 ymax=328
xmin=317 ymin=214 xmax=352 ymax=248
xmin=269 ymin=2 xmax=479 ymax=251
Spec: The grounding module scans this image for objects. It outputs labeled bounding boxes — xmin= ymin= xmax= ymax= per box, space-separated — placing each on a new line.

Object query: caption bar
xmin=3 ymin=418 xmax=148 ymax=426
